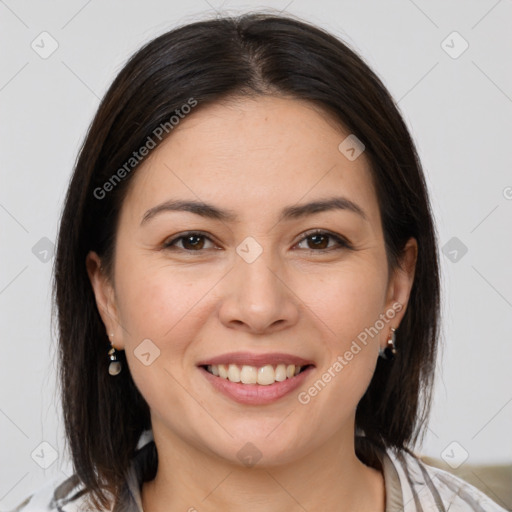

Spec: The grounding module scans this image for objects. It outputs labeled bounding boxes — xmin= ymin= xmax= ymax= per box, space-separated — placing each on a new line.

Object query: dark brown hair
xmin=53 ymin=12 xmax=440 ymax=509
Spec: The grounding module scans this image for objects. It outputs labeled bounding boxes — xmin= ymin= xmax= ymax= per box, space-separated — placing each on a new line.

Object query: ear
xmin=85 ymin=251 xmax=125 ymax=350
xmin=382 ymin=237 xmax=418 ymax=337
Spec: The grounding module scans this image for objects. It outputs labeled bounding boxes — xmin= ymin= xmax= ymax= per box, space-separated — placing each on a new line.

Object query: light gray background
xmin=1 ymin=0 xmax=511 ymax=509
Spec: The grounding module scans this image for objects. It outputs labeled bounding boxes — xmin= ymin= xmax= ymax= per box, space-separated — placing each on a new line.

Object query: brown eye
xmin=296 ymin=230 xmax=350 ymax=252
xmin=181 ymin=235 xmax=205 ymax=250
xmin=307 ymin=233 xmax=329 ymax=250
xmin=163 ymin=232 xmax=215 ymax=251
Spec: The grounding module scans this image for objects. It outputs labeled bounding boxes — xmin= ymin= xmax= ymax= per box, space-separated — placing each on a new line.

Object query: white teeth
xmin=227 ymin=364 xmax=241 ymax=382
xmin=275 ymin=364 xmax=287 ymax=382
xmin=240 ymin=365 xmax=257 ymax=384
xmin=206 ymin=363 xmax=307 ymax=385
xmin=257 ymin=365 xmax=275 ymax=385
xmin=218 ymin=364 xmax=228 ymax=379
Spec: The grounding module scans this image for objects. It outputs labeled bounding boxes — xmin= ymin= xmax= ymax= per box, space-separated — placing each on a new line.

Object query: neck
xmin=141 ymin=422 xmax=385 ymax=512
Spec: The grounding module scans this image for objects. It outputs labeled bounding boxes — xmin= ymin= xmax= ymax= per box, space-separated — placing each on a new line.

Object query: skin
xmin=87 ymin=96 xmax=417 ymax=512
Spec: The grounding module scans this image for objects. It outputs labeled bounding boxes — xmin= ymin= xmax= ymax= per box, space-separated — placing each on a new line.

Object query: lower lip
xmin=199 ymin=366 xmax=314 ymax=405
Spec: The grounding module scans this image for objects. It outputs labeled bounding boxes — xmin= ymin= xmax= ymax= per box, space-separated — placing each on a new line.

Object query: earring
xmin=108 ymin=333 xmax=122 ymax=376
xmin=379 ymin=327 xmax=397 ymax=361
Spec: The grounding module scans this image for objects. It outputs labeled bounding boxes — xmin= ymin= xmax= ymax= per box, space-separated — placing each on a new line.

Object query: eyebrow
xmin=140 ymin=196 xmax=367 ymax=226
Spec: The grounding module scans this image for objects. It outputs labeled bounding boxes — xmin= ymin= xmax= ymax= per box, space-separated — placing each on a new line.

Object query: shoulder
xmin=10 ymin=430 xmax=155 ymax=512
xmin=8 ymin=474 xmax=101 ymax=512
xmin=387 ymin=447 xmax=508 ymax=511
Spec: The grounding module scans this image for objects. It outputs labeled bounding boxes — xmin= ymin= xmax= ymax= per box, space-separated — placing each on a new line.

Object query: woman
xmin=12 ymin=12 xmax=506 ymax=512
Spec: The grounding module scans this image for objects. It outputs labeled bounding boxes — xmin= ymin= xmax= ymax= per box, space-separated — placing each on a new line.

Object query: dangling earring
xmin=379 ymin=327 xmax=397 ymax=361
xmin=108 ymin=333 xmax=122 ymax=376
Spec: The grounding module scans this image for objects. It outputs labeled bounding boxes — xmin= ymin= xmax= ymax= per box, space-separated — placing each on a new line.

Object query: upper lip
xmin=197 ymin=352 xmax=315 ymax=367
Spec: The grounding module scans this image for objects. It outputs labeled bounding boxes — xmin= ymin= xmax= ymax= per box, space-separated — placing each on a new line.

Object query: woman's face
xmin=88 ymin=96 xmax=416 ymax=466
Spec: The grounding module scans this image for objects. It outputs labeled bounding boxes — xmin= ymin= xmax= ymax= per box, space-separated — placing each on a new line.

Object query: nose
xmin=217 ymin=248 xmax=300 ymax=335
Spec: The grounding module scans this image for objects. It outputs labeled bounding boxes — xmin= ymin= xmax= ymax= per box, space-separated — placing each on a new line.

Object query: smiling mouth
xmin=201 ymin=363 xmax=314 ymax=386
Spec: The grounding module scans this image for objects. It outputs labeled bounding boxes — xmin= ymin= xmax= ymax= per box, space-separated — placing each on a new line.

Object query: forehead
xmin=121 ymin=96 xmax=380 ymax=227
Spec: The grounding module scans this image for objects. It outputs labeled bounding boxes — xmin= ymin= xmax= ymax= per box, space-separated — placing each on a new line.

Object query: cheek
xmin=114 ymin=262 xmax=220 ymax=413
xmin=300 ymin=259 xmax=388 ymax=343
xmin=114 ymin=257 xmax=219 ymax=342
xmin=296 ymin=259 xmax=388 ymax=402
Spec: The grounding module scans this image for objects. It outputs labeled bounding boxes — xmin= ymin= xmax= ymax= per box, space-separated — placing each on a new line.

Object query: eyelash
xmin=162 ymin=229 xmax=352 ymax=253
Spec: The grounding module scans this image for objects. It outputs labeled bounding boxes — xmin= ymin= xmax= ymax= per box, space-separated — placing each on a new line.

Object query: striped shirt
xmin=10 ymin=430 xmax=507 ymax=511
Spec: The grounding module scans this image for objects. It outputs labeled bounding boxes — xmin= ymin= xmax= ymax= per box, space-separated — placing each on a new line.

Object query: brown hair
xmin=53 ymin=12 xmax=440 ymax=508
